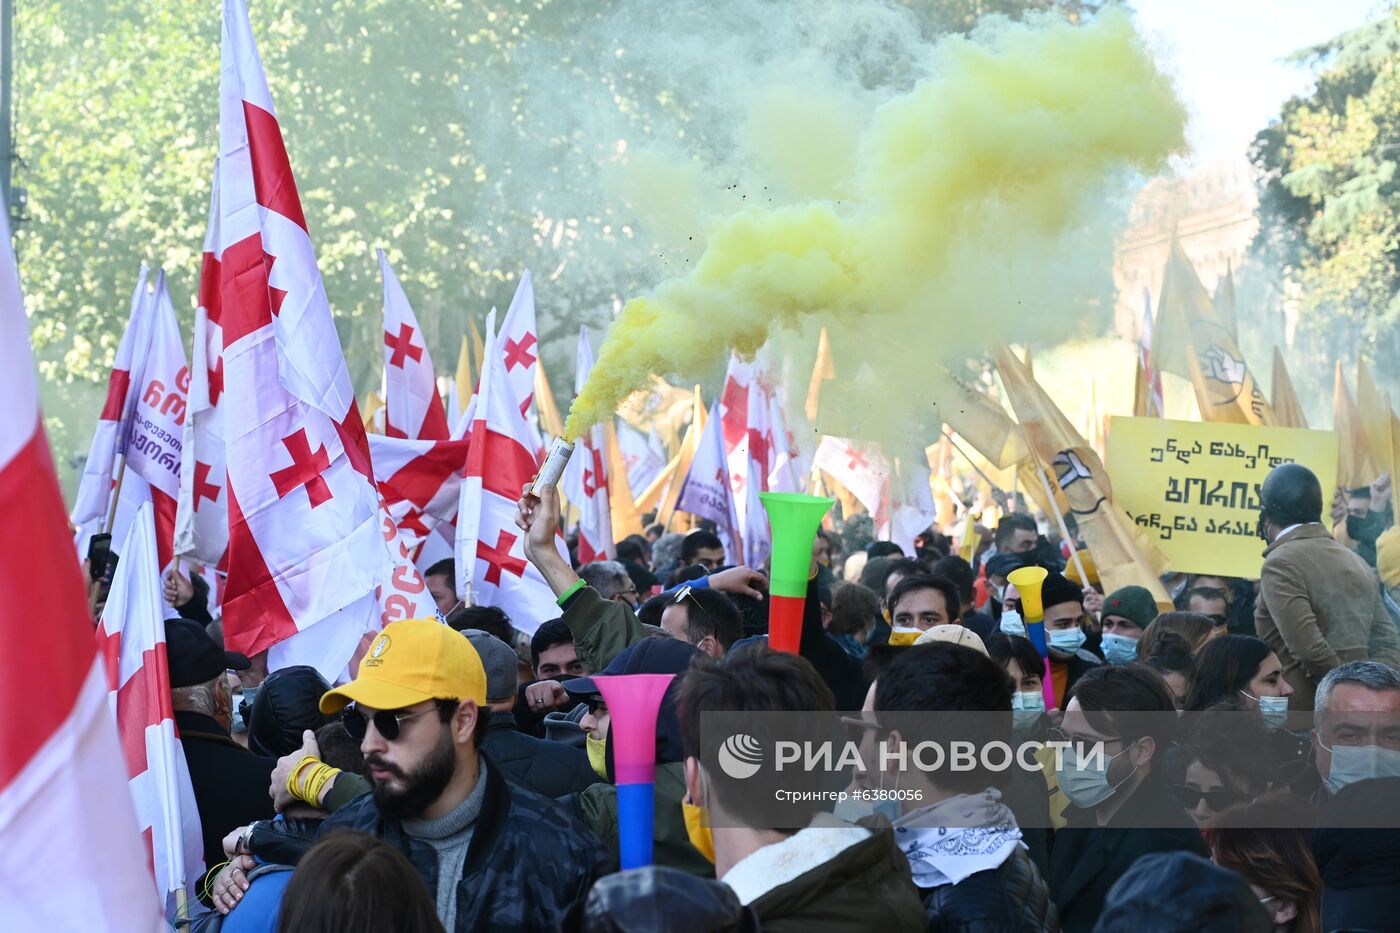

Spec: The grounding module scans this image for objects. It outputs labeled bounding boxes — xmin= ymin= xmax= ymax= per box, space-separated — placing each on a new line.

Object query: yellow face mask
xmin=888 ymin=626 xmax=922 ymax=647
xmin=586 ymin=734 xmax=609 ymax=779
xmin=682 ymin=799 xmax=715 ymax=863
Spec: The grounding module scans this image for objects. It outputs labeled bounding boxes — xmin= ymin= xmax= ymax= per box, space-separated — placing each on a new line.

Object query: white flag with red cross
xmin=678 ymin=402 xmax=744 ymax=566
xmin=0 ymin=198 xmax=166 ymax=931
xmin=217 ymin=0 xmax=387 ymax=678
xmin=718 ymin=353 xmax=753 ymax=455
xmin=124 ymin=272 xmax=190 ymax=571
xmin=455 ymin=310 xmax=567 ymax=634
xmin=175 ymin=174 xmax=230 ymax=568
xmin=765 ymin=381 xmax=808 ymax=495
xmin=71 ymin=265 xmax=150 ymax=531
xmin=814 ymin=435 xmax=891 ymax=524
xmin=496 ymin=270 xmax=546 ymax=456
xmin=369 ymin=433 xmax=471 ymax=556
xmin=96 ymin=501 xmax=205 ymax=919
xmin=884 ymin=451 xmax=936 ymax=557
xmin=379 ymin=250 xmax=449 ymax=441
xmin=730 ymin=437 xmax=772 ymax=570
xmin=563 ymin=326 xmax=614 ymax=563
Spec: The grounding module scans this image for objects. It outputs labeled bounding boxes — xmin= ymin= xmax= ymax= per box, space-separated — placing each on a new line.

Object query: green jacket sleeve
xmin=322 ymin=771 xmax=372 ymax=812
xmin=562 ymin=585 xmax=647 ymax=673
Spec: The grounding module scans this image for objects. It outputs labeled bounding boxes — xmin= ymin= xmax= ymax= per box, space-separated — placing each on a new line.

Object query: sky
xmin=1133 ymin=0 xmax=1387 ymax=165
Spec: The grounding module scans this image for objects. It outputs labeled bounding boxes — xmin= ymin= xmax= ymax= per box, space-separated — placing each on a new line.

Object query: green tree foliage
xmin=1252 ymin=8 xmax=1400 ymax=395
xmin=15 ymin=0 xmax=1098 ymax=495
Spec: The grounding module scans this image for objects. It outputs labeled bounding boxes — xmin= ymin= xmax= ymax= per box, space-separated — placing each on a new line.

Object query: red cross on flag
xmin=563 ymin=326 xmax=614 ymax=563
xmin=123 ymin=272 xmax=190 ymax=571
xmin=718 ymin=353 xmax=753 ymax=455
xmin=496 ymin=269 xmax=547 ymax=455
xmin=814 ymin=435 xmax=890 ymax=524
xmin=369 ymin=433 xmax=471 ymax=556
xmin=217 ymin=0 xmax=390 ymax=678
xmin=379 ymin=250 xmax=449 ymax=441
xmin=72 ymin=265 xmax=150 ymax=530
xmin=455 ymin=310 xmax=568 ymax=634
xmin=677 ymin=402 xmax=744 ymax=565
xmin=765 ymin=379 xmax=809 ymax=494
xmin=96 ymin=501 xmax=205 ymax=919
xmin=176 ymin=174 xmax=230 ymax=568
xmin=0 ymin=200 xmax=165 ymax=931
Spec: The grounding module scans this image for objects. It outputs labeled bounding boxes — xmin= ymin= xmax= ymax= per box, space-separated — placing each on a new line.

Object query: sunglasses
xmin=342 ymin=704 xmax=438 ymax=742
xmin=1172 ymin=785 xmax=1240 ymax=812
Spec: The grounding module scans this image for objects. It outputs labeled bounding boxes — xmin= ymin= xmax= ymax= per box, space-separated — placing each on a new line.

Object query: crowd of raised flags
xmin=9 ymin=0 xmax=1400 ymax=928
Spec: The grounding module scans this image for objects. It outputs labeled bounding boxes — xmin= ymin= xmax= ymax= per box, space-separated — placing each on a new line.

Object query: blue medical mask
xmin=1322 ymin=742 xmax=1400 ymax=794
xmin=1048 ymin=627 xmax=1086 ymax=655
xmin=1101 ymin=633 xmax=1139 ymax=665
xmin=1241 ymin=690 xmax=1289 ymax=731
xmin=999 ymin=609 xmax=1026 ymax=638
xmin=1012 ymin=690 xmax=1045 ymax=731
xmin=1056 ymin=741 xmax=1139 ymax=809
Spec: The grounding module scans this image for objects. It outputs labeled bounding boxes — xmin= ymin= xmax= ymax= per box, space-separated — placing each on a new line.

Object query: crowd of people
xmin=140 ymin=462 xmax=1400 ymax=932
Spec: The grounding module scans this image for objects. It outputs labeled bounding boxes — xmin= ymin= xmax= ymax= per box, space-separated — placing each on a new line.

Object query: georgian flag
xmin=563 ymin=326 xmax=614 ymax=563
xmin=379 ymin=250 xmax=449 ymax=441
xmin=495 ymin=269 xmax=546 ymax=457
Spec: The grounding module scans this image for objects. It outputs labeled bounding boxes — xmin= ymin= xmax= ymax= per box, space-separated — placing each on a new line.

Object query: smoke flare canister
xmin=531 ymin=438 xmax=575 ymax=495
xmin=760 ymin=492 xmax=835 ymax=654
xmin=594 ymin=673 xmax=675 ymax=869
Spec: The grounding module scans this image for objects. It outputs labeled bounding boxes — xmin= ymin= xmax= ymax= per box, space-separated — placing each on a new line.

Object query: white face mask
xmin=1322 ymin=742 xmax=1400 ymax=794
xmin=999 ymin=609 xmax=1026 ymax=638
xmin=1101 ymin=633 xmax=1139 ymax=665
xmin=1241 ymin=690 xmax=1289 ymax=731
xmin=1056 ymin=740 xmax=1138 ymax=809
xmin=1011 ymin=690 xmax=1045 ymax=731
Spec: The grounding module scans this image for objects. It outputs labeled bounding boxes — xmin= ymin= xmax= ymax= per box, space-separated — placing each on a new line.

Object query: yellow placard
xmin=1105 ymin=417 xmax=1339 ymax=578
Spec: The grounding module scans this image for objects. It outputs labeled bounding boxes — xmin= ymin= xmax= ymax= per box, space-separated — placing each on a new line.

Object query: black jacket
xmin=318 ymin=753 xmax=607 ymax=932
xmin=175 ymin=711 xmax=277 ymax=892
xmin=483 ymin=710 xmax=599 ymax=797
xmin=1048 ymin=767 xmax=1206 ymax=933
xmin=796 ymin=576 xmax=869 ymax=710
xmin=922 ymin=845 xmax=1057 ymax=933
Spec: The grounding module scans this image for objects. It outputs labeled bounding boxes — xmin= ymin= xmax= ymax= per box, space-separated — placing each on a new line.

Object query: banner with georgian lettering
xmin=1105 ymin=416 xmax=1338 ymax=578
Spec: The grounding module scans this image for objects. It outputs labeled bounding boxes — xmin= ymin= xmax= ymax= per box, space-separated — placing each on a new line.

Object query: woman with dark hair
xmin=1139 ymin=611 xmax=1219 ymax=656
xmin=1185 ymin=635 xmax=1309 ymax=792
xmin=276 ymin=831 xmax=445 ymax=933
xmin=1139 ymin=631 xmax=1195 ymax=709
xmin=1184 ymin=635 xmax=1292 ymax=716
xmin=1175 ymin=701 xmax=1274 ymax=828
xmin=985 ymin=633 xmax=1051 ymax=731
xmin=1206 ymin=795 xmax=1322 ymax=933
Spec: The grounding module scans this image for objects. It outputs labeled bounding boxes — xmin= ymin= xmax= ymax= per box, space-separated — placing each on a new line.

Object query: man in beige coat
xmin=1255 ymin=463 xmax=1400 ymax=711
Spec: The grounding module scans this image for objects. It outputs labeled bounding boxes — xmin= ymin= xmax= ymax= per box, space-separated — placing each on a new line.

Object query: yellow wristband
xmin=301 ymin=764 xmax=342 ymax=807
xmin=285 ymin=755 xmax=319 ymax=802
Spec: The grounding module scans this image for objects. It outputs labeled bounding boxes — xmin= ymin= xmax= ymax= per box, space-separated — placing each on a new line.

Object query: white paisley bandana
xmin=892 ymin=789 xmax=1022 ymax=888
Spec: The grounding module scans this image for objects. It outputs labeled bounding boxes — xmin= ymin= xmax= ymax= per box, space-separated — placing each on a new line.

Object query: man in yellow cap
xmin=210 ymin=619 xmax=607 ymax=931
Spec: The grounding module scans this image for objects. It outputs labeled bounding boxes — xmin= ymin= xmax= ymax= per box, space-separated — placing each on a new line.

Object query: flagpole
xmin=941 ymin=429 xmax=1005 ymax=493
xmin=1035 ymin=466 xmax=1088 ymax=586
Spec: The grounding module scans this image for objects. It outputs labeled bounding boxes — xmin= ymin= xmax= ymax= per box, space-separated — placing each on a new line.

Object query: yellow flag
xmin=454 ymin=336 xmax=474 ymax=410
xmin=934 ymin=370 xmax=1031 ymax=469
xmin=1151 ymin=240 xmax=1274 ymax=425
xmin=994 ymin=346 xmax=1171 ymax=604
xmin=1213 ymin=260 xmax=1238 ymax=340
xmin=805 ymin=327 xmax=836 ymax=424
xmin=1334 ymin=362 xmax=1378 ymax=489
xmin=958 ymin=509 xmax=977 ymax=562
xmin=469 ymin=316 xmax=486 ymax=379
xmin=1132 ymin=358 xmax=1150 ymax=419
xmin=656 ymin=387 xmax=707 ymax=527
xmin=535 ymin=363 xmax=566 ymax=441
xmin=362 ymin=391 xmax=385 ymax=435
xmin=1358 ymin=359 xmax=1396 ymax=482
xmin=604 ymin=420 xmax=645 ymax=538
xmin=1270 ymin=348 xmax=1308 ymax=429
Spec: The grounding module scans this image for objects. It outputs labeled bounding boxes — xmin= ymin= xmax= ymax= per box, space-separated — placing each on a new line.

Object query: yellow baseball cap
xmin=320 ymin=619 xmax=487 ymax=714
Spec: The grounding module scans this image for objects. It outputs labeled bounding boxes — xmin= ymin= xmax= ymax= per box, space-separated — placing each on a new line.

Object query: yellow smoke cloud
xmin=564 ymin=10 xmax=1186 ymax=440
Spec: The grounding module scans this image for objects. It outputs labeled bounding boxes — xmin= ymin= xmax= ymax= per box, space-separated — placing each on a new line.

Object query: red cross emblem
xmin=845 ymin=447 xmax=870 ymax=471
xmin=748 ymin=428 xmax=771 ymax=477
xmin=207 ymin=355 xmax=224 ymax=406
xmin=582 ymin=447 xmax=607 ymax=498
xmin=264 ymin=250 xmax=288 ymax=317
xmin=503 ymin=333 xmax=538 ymax=372
xmin=384 ymin=324 xmax=424 ymax=369
xmin=479 ymin=530 xmax=528 ymax=585
xmin=269 ymin=429 xmax=333 ymax=508
xmin=193 ymin=461 xmax=222 ymax=506
xmin=397 ymin=509 xmax=429 ymax=539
